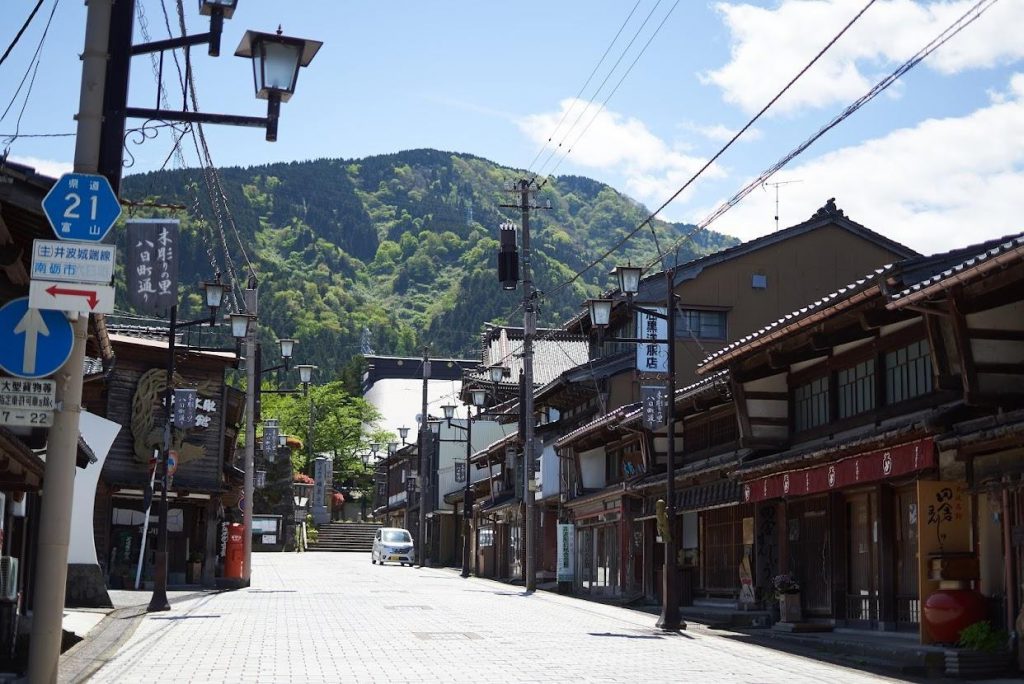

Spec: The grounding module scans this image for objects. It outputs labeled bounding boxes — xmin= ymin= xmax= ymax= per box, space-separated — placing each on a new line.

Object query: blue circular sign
xmin=0 ymin=297 xmax=74 ymax=378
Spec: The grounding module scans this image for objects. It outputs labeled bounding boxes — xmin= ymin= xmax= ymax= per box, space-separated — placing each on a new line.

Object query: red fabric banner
xmin=742 ymin=438 xmax=935 ymax=503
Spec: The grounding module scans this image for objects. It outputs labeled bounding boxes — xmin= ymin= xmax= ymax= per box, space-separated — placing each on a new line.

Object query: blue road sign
xmin=0 ymin=297 xmax=74 ymax=379
xmin=41 ymin=172 xmax=121 ymax=242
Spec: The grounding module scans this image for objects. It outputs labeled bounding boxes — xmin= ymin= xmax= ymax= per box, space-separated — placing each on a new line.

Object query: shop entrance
xmin=846 ymin=490 xmax=880 ymax=626
xmin=788 ymin=497 xmax=831 ymax=616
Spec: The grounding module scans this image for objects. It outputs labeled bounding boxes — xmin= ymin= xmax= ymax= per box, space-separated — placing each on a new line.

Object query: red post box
xmin=224 ymin=523 xmax=245 ymax=579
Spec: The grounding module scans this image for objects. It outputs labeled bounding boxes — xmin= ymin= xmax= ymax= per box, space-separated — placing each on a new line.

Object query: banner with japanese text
xmin=126 ymin=219 xmax=179 ymax=314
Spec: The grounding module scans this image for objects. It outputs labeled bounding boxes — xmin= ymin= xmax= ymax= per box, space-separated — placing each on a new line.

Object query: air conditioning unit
xmin=0 ymin=557 xmax=18 ymax=601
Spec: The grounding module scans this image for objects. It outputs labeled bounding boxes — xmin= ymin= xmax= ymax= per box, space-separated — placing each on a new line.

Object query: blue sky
xmin=2 ymin=0 xmax=1021 ymax=255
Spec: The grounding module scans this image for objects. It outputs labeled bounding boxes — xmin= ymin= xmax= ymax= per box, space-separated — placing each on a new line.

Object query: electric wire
xmin=541 ymin=0 xmax=682 ymax=183
xmin=537 ymin=0 xmax=879 ymax=304
xmin=0 ymin=0 xmax=45 ymax=68
xmin=0 ymin=0 xmax=59 ymax=148
xmin=532 ymin=0 xmax=665 ymax=181
xmin=524 ymin=0 xmax=643 ymax=174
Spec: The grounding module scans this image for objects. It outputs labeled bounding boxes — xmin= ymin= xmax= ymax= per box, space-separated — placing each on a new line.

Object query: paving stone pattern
xmin=89 ymin=554 xmax=911 ymax=683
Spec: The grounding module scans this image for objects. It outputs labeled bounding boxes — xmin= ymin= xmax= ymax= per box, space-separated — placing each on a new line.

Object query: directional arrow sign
xmin=29 ymin=280 xmax=115 ymax=314
xmin=41 ymin=172 xmax=121 ymax=242
xmin=0 ymin=297 xmax=74 ymax=379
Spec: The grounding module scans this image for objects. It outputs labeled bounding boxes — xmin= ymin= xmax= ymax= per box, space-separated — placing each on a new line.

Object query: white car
xmin=371 ymin=527 xmax=415 ymax=566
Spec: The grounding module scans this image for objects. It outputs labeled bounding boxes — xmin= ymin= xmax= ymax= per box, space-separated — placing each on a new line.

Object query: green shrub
xmin=958 ymin=621 xmax=1008 ymax=653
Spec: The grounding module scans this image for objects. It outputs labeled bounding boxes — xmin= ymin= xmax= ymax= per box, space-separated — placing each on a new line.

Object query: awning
xmin=675 ymin=479 xmax=743 ymax=512
xmin=741 ymin=437 xmax=935 ymax=503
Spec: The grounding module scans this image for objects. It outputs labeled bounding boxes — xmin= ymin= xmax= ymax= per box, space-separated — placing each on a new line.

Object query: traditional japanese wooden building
xmin=92 ymin=330 xmax=244 ymax=590
xmin=697 ymin=231 xmax=1024 ymax=645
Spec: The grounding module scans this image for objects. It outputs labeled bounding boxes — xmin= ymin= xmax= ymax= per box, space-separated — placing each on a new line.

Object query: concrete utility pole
xmin=417 ymin=347 xmax=430 ymax=566
xmin=28 ymin=1 xmax=112 ymax=680
xmin=242 ymin=284 xmax=257 ymax=584
xmin=518 ymin=180 xmax=537 ymax=593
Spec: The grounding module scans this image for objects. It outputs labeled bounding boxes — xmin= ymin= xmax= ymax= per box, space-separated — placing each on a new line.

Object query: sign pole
xmin=28 ymin=1 xmax=113 ymax=680
xmin=134 ymin=452 xmax=159 ymax=589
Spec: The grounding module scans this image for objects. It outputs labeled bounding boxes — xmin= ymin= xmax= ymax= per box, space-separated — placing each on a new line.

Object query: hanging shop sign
xmin=636 ymin=307 xmax=668 ymax=373
xmin=126 ymin=219 xmax=179 ymax=315
xmin=556 ymin=523 xmax=575 ymax=583
xmin=742 ymin=438 xmax=935 ymax=503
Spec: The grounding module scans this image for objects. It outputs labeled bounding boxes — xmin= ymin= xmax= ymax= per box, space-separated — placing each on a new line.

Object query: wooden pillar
xmin=878 ymin=485 xmax=896 ymax=629
xmin=829 ymin=491 xmax=847 ymax=622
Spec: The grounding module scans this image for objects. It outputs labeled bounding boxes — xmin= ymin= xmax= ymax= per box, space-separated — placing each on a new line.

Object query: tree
xmin=259 ymin=380 xmax=383 ymax=484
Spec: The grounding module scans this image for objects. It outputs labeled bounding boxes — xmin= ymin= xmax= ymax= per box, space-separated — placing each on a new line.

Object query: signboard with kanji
xmin=41 ymin=172 xmax=121 ymax=242
xmin=636 ymin=307 xmax=668 ymax=373
xmin=641 ymin=384 xmax=667 ymax=430
xmin=0 ymin=377 xmax=56 ymax=427
xmin=172 ymin=389 xmax=198 ymax=428
xmin=454 ymin=461 xmax=466 ymax=483
xmin=126 ymin=219 xmax=179 ymax=314
xmin=31 ymin=239 xmax=116 ymax=284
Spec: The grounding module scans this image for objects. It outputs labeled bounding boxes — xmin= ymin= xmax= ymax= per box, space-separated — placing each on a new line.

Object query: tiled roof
xmin=475 ymin=325 xmax=590 ymax=388
xmin=888 ymin=231 xmax=1024 ymax=307
xmin=555 ymin=370 xmax=731 ymax=448
xmin=698 ymin=230 xmax=1024 ymax=373
xmin=697 ymin=268 xmax=890 ymax=373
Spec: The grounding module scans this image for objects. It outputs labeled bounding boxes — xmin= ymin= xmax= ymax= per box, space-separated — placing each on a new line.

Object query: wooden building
xmin=549 ymin=200 xmax=917 ymax=603
xmin=93 ymin=331 xmax=243 ymax=589
xmin=697 ymin=231 xmax=1024 ymax=644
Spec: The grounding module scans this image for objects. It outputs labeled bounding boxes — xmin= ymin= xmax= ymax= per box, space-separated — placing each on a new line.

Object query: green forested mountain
xmin=118 ymin=149 xmax=737 ymax=378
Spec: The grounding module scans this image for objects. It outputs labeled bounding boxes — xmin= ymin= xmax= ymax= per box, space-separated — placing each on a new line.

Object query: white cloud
xmin=698 ymin=73 xmax=1024 ymax=255
xmin=5 ymin=155 xmax=73 ymax=179
xmin=704 ymin=0 xmax=1024 ymax=115
xmin=518 ymin=98 xmax=726 ymax=206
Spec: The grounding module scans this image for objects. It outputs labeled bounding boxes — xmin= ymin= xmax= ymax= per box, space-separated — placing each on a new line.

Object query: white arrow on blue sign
xmin=41 ymin=172 xmax=121 ymax=242
xmin=0 ymin=297 xmax=74 ymax=379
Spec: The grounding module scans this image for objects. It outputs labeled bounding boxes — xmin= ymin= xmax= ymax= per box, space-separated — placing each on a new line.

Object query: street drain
xmin=384 ymin=605 xmax=432 ymax=610
xmin=413 ymin=632 xmax=482 ymax=641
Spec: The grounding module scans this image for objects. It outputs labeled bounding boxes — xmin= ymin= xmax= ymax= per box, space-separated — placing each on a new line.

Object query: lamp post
xmin=98 ymin=2 xmax=323 ymax=191
xmin=586 ymin=263 xmax=685 ymax=632
xmin=148 ymin=276 xmax=229 ymax=613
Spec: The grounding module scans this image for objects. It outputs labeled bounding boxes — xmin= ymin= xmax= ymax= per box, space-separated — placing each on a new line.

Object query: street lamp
xmin=99 ymin=3 xmax=324 ymax=193
xmin=585 ymin=263 xmax=685 ymax=632
xmin=398 ymin=426 xmax=410 ymax=444
xmin=148 ymin=277 xmax=227 ymax=613
xmin=235 ymin=28 xmax=323 ymax=141
xmin=278 ymin=338 xmax=296 ymax=365
xmin=296 ymin=364 xmax=316 ymax=389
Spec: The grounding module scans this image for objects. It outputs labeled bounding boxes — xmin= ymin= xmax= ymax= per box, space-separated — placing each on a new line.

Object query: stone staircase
xmin=308 ymin=522 xmax=380 ymax=552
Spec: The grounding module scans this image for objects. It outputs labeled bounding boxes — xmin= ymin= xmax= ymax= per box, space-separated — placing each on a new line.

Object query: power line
xmin=524 ymin=0 xmax=643 ymax=174
xmin=651 ymin=0 xmax=999 ymax=272
xmin=536 ymin=0 xmax=879 ymax=304
xmin=542 ymin=0 xmax=682 ymax=183
xmin=0 ymin=0 xmax=59 ymax=147
xmin=0 ymin=0 xmax=45 ymax=68
xmin=533 ymin=0 xmax=666 ymax=180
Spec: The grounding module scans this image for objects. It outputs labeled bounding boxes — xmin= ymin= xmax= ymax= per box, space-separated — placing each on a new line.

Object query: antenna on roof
xmin=762 ymin=179 xmax=803 ymax=232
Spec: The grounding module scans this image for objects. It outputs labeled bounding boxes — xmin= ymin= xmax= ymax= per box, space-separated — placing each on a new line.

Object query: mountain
xmin=118 ymin=149 xmax=738 ymax=378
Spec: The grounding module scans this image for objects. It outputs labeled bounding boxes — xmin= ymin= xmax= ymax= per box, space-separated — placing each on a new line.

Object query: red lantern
xmin=922 ymin=587 xmax=987 ymax=643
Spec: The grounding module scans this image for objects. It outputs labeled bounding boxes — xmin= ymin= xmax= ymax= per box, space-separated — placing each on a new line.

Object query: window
xmin=838 ymin=359 xmax=875 ymax=418
xmin=605 ymin=449 xmax=622 ymax=484
xmin=677 ymin=309 xmax=727 ymax=340
xmin=794 ymin=376 xmax=829 ymax=432
xmin=478 ymin=526 xmax=494 ymax=547
xmin=885 ymin=340 xmax=933 ymax=404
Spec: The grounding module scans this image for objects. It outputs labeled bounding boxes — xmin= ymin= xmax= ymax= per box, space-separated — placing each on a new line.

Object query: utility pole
xmin=501 ymin=179 xmax=547 ymax=592
xmin=242 ymin=284 xmax=257 ymax=584
xmin=656 ymin=267 xmax=684 ymax=631
xmin=28 ymin=1 xmax=112 ymax=680
xmin=417 ymin=347 xmax=430 ymax=566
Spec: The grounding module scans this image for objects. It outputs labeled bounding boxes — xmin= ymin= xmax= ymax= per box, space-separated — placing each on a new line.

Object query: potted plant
xmin=187 ymin=552 xmax=204 ymax=584
xmin=945 ymin=620 xmax=1011 ymax=678
xmin=772 ymin=572 xmax=802 ymax=623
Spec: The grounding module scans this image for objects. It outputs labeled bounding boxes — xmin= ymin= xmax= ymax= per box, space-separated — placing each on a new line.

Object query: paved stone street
xmin=87 ymin=553 xmax=910 ymax=683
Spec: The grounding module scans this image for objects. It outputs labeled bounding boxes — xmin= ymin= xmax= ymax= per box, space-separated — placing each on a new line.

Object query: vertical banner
xmin=172 ymin=389 xmax=197 ymax=428
xmin=126 ymin=219 xmax=179 ymax=314
xmin=917 ymin=480 xmax=971 ymax=643
xmin=557 ymin=523 xmax=575 ymax=583
xmin=641 ymin=384 xmax=667 ymax=429
xmin=636 ymin=307 xmax=668 ymax=373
